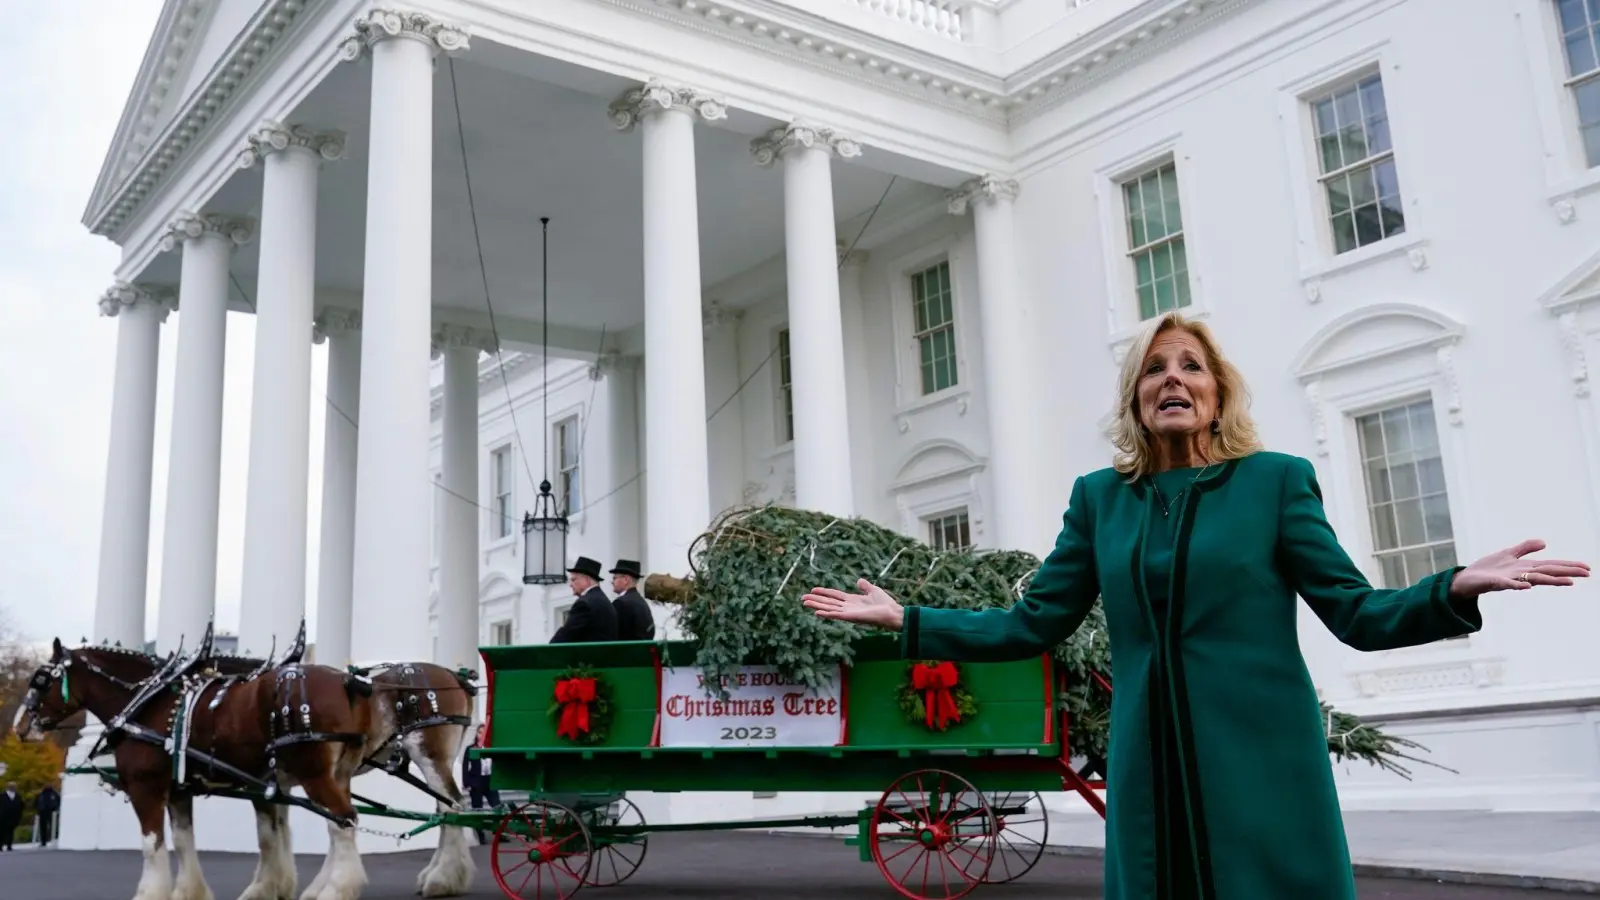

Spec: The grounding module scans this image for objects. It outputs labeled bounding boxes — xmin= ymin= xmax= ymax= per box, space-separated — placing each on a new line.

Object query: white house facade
xmin=62 ymin=0 xmax=1600 ymax=855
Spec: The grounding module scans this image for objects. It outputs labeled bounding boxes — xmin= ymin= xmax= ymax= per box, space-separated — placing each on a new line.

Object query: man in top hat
xmin=550 ymin=556 xmax=619 ymax=644
xmin=609 ymin=559 xmax=655 ymax=641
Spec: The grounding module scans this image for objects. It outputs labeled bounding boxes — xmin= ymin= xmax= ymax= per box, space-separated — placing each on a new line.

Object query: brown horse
xmin=12 ymin=636 xmax=386 ymax=900
xmin=204 ymin=654 xmax=481 ymax=897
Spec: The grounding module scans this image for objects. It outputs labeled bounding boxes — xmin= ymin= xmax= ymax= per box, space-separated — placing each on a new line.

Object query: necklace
xmin=1150 ymin=463 xmax=1214 ymax=518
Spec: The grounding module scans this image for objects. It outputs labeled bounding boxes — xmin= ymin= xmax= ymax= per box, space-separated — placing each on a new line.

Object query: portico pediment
xmin=889 ymin=439 xmax=985 ymax=492
xmin=1291 ymin=303 xmax=1464 ymax=382
xmin=1537 ymin=247 xmax=1600 ymax=317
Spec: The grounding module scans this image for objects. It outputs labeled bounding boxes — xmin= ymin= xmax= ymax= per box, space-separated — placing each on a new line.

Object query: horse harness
xmin=346 ymin=662 xmax=476 ymax=808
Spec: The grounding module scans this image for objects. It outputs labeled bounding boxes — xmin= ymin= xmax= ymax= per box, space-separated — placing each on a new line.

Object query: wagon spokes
xmin=491 ymin=800 xmax=595 ymax=900
xmin=978 ymin=791 xmax=1049 ymax=884
xmin=869 ymin=769 xmax=997 ymax=900
xmin=579 ymin=795 xmax=649 ymax=887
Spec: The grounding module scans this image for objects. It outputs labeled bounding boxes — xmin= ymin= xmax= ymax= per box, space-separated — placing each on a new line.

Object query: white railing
xmin=847 ymin=0 xmax=971 ymax=42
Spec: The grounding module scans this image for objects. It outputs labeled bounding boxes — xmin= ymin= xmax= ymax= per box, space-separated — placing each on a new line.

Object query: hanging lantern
xmin=523 ymin=478 xmax=569 ymax=585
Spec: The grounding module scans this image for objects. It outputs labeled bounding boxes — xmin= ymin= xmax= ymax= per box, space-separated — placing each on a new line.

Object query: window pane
xmin=1394 ymin=498 xmax=1427 ymax=547
xmin=1350 ymin=166 xmax=1377 ymax=206
xmin=1320 ymin=133 xmax=1344 ymax=174
xmin=1364 ymin=460 xmax=1392 ymax=503
xmin=1327 ymin=173 xmax=1352 ymax=214
xmin=1568 ymin=29 xmax=1598 ymax=77
xmin=1358 ymin=414 xmax=1386 ymax=459
xmin=1134 ymin=251 xmax=1154 ymax=286
xmin=1381 ymin=406 xmax=1413 ymax=454
xmin=1339 ymin=123 xmax=1369 ymax=166
xmin=1432 ymin=543 xmax=1458 ymax=572
xmin=1354 ymin=203 xmax=1383 ymax=247
xmin=1155 ymin=277 xmax=1176 ymax=314
xmin=1402 ymin=547 xmax=1434 ymax=584
xmin=1374 ymin=158 xmax=1401 ymax=199
xmin=1138 ymin=282 xmax=1157 ymax=320
xmin=1577 ymin=77 xmax=1600 ymax=128
xmin=1560 ymin=0 xmax=1588 ymax=34
xmin=1388 ymin=460 xmax=1420 ymax=499
xmin=1152 ymin=243 xmax=1173 ymax=279
xmin=1334 ymin=87 xmax=1361 ymax=136
xmin=1314 ymin=97 xmax=1338 ymax=137
xmin=1126 ymin=181 xmax=1147 ymax=247
xmin=1370 ymin=504 xmax=1399 ymax=550
xmin=1417 ymin=456 xmax=1447 ymax=495
xmin=1332 ymin=211 xmax=1357 ymax=254
xmin=1379 ymin=198 xmax=1406 ymax=240
xmin=1160 ymin=165 xmax=1183 ymax=232
xmin=1379 ymin=553 xmax=1406 ymax=589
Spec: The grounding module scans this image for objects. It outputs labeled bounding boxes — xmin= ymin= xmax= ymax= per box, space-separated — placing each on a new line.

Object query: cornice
xmin=591 ymin=0 xmax=1253 ymax=125
xmin=86 ymin=0 xmax=315 ymax=238
xmin=428 ymin=351 xmax=590 ymax=416
xmin=85 ymin=0 xmax=213 ymax=220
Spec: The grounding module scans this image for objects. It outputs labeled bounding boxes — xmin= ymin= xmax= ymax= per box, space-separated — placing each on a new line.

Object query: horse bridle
xmin=20 ymin=649 xmax=147 ymax=732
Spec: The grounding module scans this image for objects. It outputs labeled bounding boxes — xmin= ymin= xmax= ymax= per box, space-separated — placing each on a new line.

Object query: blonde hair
xmin=1109 ymin=311 xmax=1262 ymax=478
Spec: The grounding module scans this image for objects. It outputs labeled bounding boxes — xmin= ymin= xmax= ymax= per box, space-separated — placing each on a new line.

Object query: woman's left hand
xmin=1449 ymin=539 xmax=1591 ymax=598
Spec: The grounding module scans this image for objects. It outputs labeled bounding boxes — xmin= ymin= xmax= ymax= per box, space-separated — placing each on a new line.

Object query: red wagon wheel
xmin=869 ymin=769 xmax=997 ymax=900
xmin=979 ymin=791 xmax=1049 ymax=884
xmin=490 ymin=800 xmax=595 ymax=900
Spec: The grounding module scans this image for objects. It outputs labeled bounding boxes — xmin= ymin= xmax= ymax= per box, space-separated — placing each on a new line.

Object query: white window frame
xmin=489 ymin=620 xmax=513 ymax=646
xmin=1292 ymin=303 xmax=1499 ymax=672
xmin=550 ymin=601 xmax=574 ymax=640
xmin=1093 ymin=133 xmax=1211 ymax=358
xmin=1515 ymin=0 xmax=1600 ymax=213
xmin=553 ymin=413 xmax=582 ymax=516
xmin=487 ymin=444 xmax=514 ymax=545
xmin=1276 ymin=43 xmax=1430 ymax=289
xmin=885 ymin=236 xmax=972 ymax=418
xmin=925 ymin=507 xmax=973 ymax=553
xmin=1349 ymin=396 xmax=1462 ymax=599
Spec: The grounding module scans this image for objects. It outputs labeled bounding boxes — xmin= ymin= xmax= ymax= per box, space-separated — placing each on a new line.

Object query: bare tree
xmin=0 ymin=607 xmax=82 ymax=749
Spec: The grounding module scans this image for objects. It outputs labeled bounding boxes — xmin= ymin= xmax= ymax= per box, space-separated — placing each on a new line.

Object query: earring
xmin=1210 ymin=418 xmax=1220 ymax=434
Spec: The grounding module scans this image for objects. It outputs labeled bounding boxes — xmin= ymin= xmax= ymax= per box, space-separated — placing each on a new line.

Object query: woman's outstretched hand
xmin=1449 ymin=538 xmax=1590 ymax=598
xmin=802 ymin=579 xmax=906 ymax=631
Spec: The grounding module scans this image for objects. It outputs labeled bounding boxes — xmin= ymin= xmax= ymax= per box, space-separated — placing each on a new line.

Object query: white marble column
xmin=433 ymin=324 xmax=495 ymax=671
xmin=235 ymin=123 xmax=343 ymax=658
xmin=837 ymin=245 xmax=877 ymax=518
xmin=339 ymin=11 xmax=469 ymax=662
xmin=701 ymin=303 xmax=745 ymax=513
xmin=949 ymin=175 xmax=1049 ymax=555
xmin=609 ymin=80 xmax=722 ymax=577
xmin=592 ymin=352 xmax=643 ymax=562
xmin=313 ymin=307 xmax=361 ymax=667
xmin=155 ymin=213 xmax=253 ymax=655
xmin=93 ymin=283 xmax=173 ymax=648
xmin=753 ymin=122 xmax=859 ymax=517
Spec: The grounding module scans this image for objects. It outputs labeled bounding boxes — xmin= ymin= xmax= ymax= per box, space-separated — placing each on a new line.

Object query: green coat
xmin=899 ymin=451 xmax=1480 ymax=899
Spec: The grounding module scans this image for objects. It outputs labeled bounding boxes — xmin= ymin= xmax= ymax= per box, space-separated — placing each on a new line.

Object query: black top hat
xmin=609 ymin=559 xmax=642 ymax=578
xmin=567 ymin=556 xmax=602 ymax=580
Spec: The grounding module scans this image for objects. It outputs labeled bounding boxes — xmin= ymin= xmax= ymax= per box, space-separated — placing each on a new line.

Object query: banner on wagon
xmin=658 ymin=664 xmax=843 ymax=748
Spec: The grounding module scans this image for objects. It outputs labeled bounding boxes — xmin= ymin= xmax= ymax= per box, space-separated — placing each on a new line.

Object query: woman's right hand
xmin=802 ymin=579 xmax=906 ymax=631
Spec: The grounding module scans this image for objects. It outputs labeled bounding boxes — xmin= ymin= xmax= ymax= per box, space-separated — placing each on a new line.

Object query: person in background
xmin=803 ymin=310 xmax=1590 ymax=900
xmin=0 ymin=782 xmax=21 ymax=851
xmin=550 ymin=556 xmax=619 ymax=643
xmin=461 ymin=722 xmax=499 ymax=845
xmin=33 ymin=783 xmax=58 ymax=847
xmin=609 ymin=559 xmax=656 ymax=641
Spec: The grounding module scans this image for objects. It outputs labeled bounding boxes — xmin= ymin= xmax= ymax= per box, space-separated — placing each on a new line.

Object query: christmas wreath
xmin=546 ymin=664 xmax=614 ymax=745
xmin=896 ymin=660 xmax=979 ymax=732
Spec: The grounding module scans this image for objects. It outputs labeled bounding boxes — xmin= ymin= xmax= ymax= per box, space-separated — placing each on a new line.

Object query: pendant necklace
xmin=1151 ymin=462 xmax=1214 ymax=518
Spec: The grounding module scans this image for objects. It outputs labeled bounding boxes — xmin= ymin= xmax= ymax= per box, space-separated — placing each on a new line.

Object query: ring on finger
xmin=1516 ymin=572 xmax=1534 ymax=582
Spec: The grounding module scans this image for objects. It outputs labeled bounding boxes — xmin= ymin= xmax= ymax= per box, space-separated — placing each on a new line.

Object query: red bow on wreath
xmin=554 ymin=677 xmax=597 ymax=739
xmin=912 ymin=662 xmax=962 ymax=730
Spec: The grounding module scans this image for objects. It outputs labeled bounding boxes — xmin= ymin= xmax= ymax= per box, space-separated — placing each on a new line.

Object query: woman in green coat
xmin=803 ymin=311 xmax=1589 ymax=899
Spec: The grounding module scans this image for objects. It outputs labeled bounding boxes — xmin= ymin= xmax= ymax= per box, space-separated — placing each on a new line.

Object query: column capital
xmin=588 ymin=351 xmax=642 ymax=381
xmin=702 ymin=300 xmax=744 ymax=331
xmin=160 ymin=212 xmax=256 ymax=253
xmin=338 ymin=8 xmax=470 ymax=62
xmin=947 ymin=174 xmax=1020 ymax=215
xmin=430 ymin=322 xmax=499 ymax=359
xmin=313 ymin=306 xmax=363 ymax=344
xmin=237 ymin=121 xmax=346 ymax=170
xmin=609 ymin=79 xmax=728 ymax=132
xmin=751 ymin=121 xmax=862 ymax=167
xmin=835 ymin=239 xmax=869 ymax=269
xmin=99 ymin=282 xmax=176 ymax=321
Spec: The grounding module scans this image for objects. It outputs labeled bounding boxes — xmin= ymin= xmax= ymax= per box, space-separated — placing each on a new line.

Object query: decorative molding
xmin=608 ymin=78 xmax=728 ymax=131
xmin=1434 ymin=344 xmax=1463 ymax=426
xmin=87 ymin=0 xmax=315 ymax=237
xmin=1304 ymin=281 xmax=1322 ymax=304
xmin=1556 ymin=196 xmax=1578 ymax=224
xmin=1407 ymin=246 xmax=1429 ymax=272
xmin=337 ymin=8 xmax=471 ymax=62
xmin=312 ymin=306 xmax=362 ymax=344
xmin=1303 ymin=380 xmax=1329 ymax=456
xmin=1348 ymin=657 xmax=1507 ymax=698
xmin=1291 ymin=302 xmax=1465 ymax=383
xmin=750 ymin=120 xmax=862 ymax=166
xmin=158 ymin=212 xmax=255 ymax=252
xmin=430 ymin=322 xmax=500 ymax=359
xmin=946 ymin=173 xmax=1019 ymax=215
xmin=836 ymin=238 xmax=869 ymax=268
xmin=99 ymin=282 xmax=176 ymax=322
xmin=236 ymin=121 xmax=345 ymax=169
xmin=1557 ymin=310 xmax=1591 ymax=398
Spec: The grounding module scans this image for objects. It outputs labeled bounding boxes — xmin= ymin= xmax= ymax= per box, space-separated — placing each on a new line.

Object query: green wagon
xmin=473 ymin=633 xmax=1108 ymax=900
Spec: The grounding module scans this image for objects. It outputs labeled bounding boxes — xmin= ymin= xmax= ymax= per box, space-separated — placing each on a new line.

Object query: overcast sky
xmin=1 ymin=0 xmax=327 ymax=647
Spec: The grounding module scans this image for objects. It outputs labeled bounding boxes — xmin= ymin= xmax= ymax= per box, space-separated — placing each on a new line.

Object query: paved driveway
xmin=0 ymin=832 xmax=1579 ymax=898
